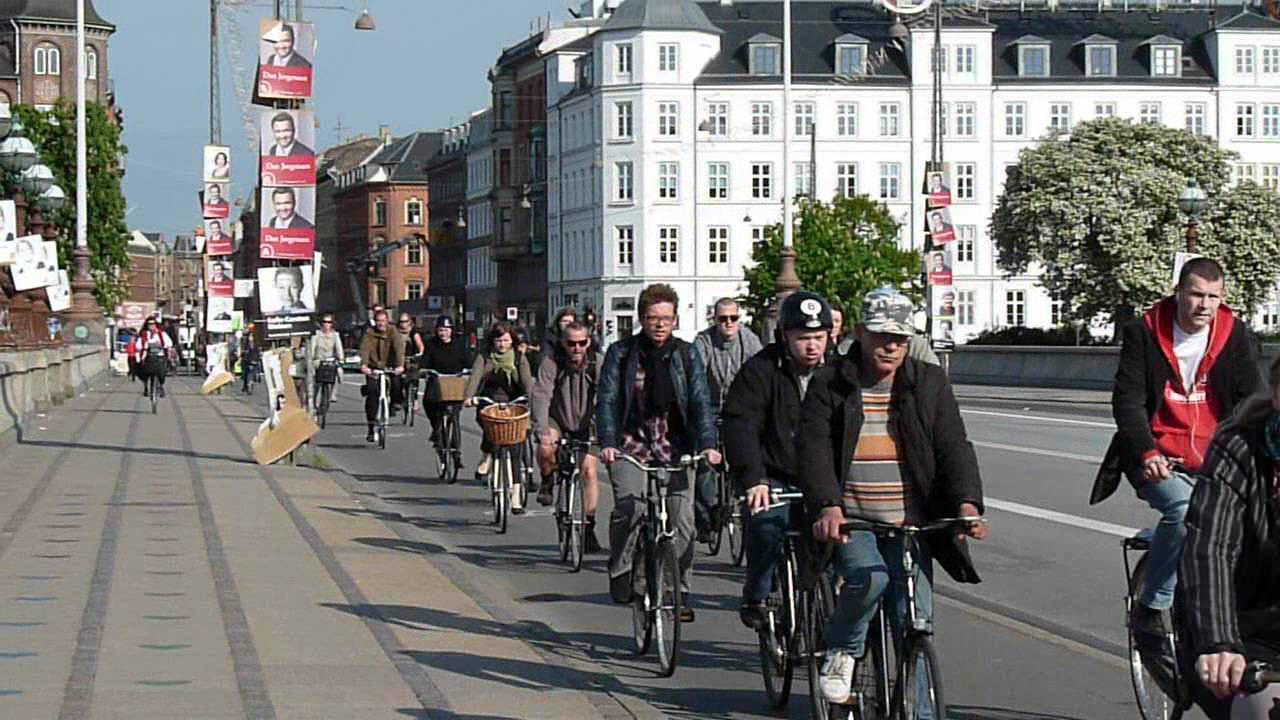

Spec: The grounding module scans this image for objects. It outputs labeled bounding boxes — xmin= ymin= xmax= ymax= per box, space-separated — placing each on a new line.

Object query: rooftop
xmin=602 ymin=0 xmax=721 ymax=35
xmin=0 ymin=0 xmax=113 ymax=29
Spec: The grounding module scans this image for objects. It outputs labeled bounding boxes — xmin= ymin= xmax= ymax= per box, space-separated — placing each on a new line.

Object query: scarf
xmin=639 ymin=335 xmax=677 ymax=417
xmin=490 ymin=349 xmax=517 ymax=386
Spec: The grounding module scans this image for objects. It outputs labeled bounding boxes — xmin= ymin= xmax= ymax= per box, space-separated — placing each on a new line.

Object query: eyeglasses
xmin=644 ymin=315 xmax=676 ymax=326
xmin=564 ymin=339 xmax=590 ymax=348
xmin=717 ymin=315 xmax=740 ymax=323
xmin=321 ymin=320 xmax=334 ymax=325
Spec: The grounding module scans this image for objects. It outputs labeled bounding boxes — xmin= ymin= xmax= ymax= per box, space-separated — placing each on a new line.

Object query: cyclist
xmin=797 ymin=286 xmax=987 ymax=706
xmin=422 ymin=316 xmax=471 ymax=442
xmin=531 ymin=320 xmax=603 ymax=553
xmin=1091 ymin=257 xmax=1259 ymax=639
xmin=309 ymin=314 xmax=344 ymax=407
xmin=515 ymin=326 xmax=541 ymax=381
xmin=540 ymin=306 xmax=578 ymax=361
xmin=834 ymin=300 xmax=939 ymax=365
xmin=239 ymin=330 xmax=260 ymax=395
xmin=359 ymin=309 xmax=404 ymax=442
xmin=1182 ymin=357 xmax=1280 ymax=718
xmin=129 ymin=316 xmax=174 ymax=398
xmin=692 ymin=297 xmax=763 ymax=542
xmin=396 ymin=313 xmax=426 ymax=416
xmin=721 ymin=291 xmax=829 ymax=629
xmin=463 ymin=320 xmax=534 ymax=489
xmin=597 ymin=283 xmax=720 ymax=621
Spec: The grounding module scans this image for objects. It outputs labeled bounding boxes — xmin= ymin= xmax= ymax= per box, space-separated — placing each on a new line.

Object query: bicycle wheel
xmin=631 ymin=536 xmax=652 ymax=655
xmin=654 ymin=537 xmax=682 ymax=677
xmin=569 ymin=468 xmax=585 ymax=573
xmin=1128 ymin=554 xmax=1181 ymax=720
xmin=150 ymin=378 xmax=159 ymax=414
xmin=497 ymin=455 xmax=510 ymax=534
xmin=896 ymin=635 xmax=945 ymax=720
xmin=759 ymin=564 xmax=795 ymax=708
xmin=318 ymin=383 xmax=331 ymax=429
xmin=489 ymin=457 xmax=503 ymax=527
xmin=706 ymin=469 xmax=727 ymax=557
xmin=729 ymin=502 xmax=747 ymax=567
xmin=807 ymin=578 xmax=855 ymax=720
xmin=557 ymin=471 xmax=571 ymax=563
xmin=852 ymin=611 xmax=891 ymax=720
xmin=408 ymin=381 xmax=417 ymax=427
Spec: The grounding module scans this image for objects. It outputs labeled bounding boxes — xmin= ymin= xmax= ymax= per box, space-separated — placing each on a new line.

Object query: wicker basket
xmin=436 ymin=375 xmax=468 ymax=403
xmin=479 ymin=404 xmax=530 ymax=446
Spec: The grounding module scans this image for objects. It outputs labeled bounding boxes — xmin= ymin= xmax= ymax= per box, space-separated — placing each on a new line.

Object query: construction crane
xmin=345 ymin=235 xmax=426 ymax=316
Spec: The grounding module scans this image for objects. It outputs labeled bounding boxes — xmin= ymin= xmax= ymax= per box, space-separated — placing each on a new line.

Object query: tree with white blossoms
xmin=991 ymin=117 xmax=1280 ymax=324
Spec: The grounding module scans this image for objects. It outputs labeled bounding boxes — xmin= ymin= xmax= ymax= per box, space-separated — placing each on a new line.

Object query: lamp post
xmin=65 ymin=0 xmax=104 ymax=346
xmin=1178 ymin=177 xmax=1209 ymax=254
xmin=771 ymin=0 xmax=800 ymax=332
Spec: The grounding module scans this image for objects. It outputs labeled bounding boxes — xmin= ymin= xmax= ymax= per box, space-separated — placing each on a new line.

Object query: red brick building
xmin=123 ymin=231 xmax=160 ymax=305
xmin=0 ymin=0 xmax=116 ymax=110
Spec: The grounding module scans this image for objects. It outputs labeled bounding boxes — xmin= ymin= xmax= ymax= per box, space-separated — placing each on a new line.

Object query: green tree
xmin=14 ymin=101 xmax=130 ymax=310
xmin=991 ymin=117 xmax=1280 ymax=322
xmin=742 ymin=195 xmax=920 ymax=322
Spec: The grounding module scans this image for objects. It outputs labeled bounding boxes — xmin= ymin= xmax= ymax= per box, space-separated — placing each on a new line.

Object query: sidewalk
xmin=0 ymin=374 xmax=611 ymax=719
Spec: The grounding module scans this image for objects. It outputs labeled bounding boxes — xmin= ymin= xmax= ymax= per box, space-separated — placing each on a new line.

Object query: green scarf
xmin=491 ymin=349 xmax=517 ymax=385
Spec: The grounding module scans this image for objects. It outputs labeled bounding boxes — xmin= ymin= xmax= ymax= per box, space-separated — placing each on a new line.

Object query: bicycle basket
xmin=479 ymin=404 xmax=530 ymax=446
xmin=314 ymin=363 xmax=338 ymax=384
xmin=435 ymin=376 xmax=467 ymax=402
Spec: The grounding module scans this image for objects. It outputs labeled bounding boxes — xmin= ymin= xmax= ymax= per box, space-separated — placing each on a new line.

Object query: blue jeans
xmin=1135 ymin=470 xmax=1197 ymax=610
xmin=742 ymin=480 xmax=797 ymax=604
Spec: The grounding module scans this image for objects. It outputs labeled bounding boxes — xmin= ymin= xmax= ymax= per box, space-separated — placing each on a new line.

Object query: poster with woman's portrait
xmin=12 ymin=235 xmax=52 ymax=291
xmin=257 ymin=20 xmax=316 ymax=100
xmin=257 ymin=265 xmax=315 ymax=316
xmin=203 ymin=145 xmax=232 ymax=184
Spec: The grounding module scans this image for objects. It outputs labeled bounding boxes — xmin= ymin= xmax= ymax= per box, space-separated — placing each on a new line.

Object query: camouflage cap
xmin=860 ymin=287 xmax=915 ymax=336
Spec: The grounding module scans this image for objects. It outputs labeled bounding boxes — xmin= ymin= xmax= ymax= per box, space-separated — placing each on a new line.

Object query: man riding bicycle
xmin=797 ymin=286 xmax=987 ymax=706
xmin=359 ymin=309 xmax=404 ymax=442
xmin=421 ymin=315 xmax=471 ymax=447
xmin=1092 ymin=257 xmax=1259 ymax=639
xmin=396 ymin=313 xmax=426 ymax=416
xmin=309 ymin=313 xmax=344 ymax=408
xmin=129 ymin=317 xmax=174 ymax=398
xmin=721 ymin=291 xmax=829 ymax=630
xmin=597 ymin=283 xmax=721 ymax=622
xmin=531 ymin=320 xmax=604 ymax=554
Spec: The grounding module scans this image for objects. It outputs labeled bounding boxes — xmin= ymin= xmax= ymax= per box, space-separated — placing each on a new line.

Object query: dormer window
xmin=748 ymin=33 xmax=781 ymax=76
xmin=1078 ymin=34 xmax=1117 ymax=77
xmin=834 ymin=34 xmax=869 ymax=76
xmin=577 ymin=53 xmax=594 ymax=89
xmin=1142 ymin=36 xmax=1182 ymax=78
xmin=1012 ymin=36 xmax=1050 ymax=78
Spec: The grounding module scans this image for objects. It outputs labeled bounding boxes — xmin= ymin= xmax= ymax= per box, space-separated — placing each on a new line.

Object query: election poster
xmin=926 ymin=206 xmax=955 ymax=245
xmin=204 ymin=145 xmax=232 ymax=184
xmin=931 ymin=286 xmax=957 ymax=350
xmin=257 ymin=20 xmax=316 ymax=100
xmin=205 ymin=219 xmax=234 ymax=256
xmin=924 ymin=168 xmax=951 ymax=209
xmin=259 ymin=109 xmax=316 ymax=186
xmin=202 ymin=182 xmax=231 ymax=219
xmin=207 ymin=259 xmax=234 ymax=298
xmin=257 ymin=265 xmax=315 ymax=316
xmin=46 ymin=270 xmax=71 ymax=312
xmin=12 ymin=236 xmax=52 ymax=291
xmin=0 ymin=199 xmax=16 ymax=245
xmin=259 ymin=186 xmax=316 ymax=260
xmin=207 ymin=296 xmax=234 ymax=333
xmin=233 ymin=279 xmax=256 ymax=298
xmin=926 ymin=248 xmax=953 ymax=286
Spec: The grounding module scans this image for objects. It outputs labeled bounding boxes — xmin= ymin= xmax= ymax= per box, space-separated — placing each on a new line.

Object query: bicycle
xmin=401 ymin=364 xmax=420 ymax=426
xmin=143 ymin=349 xmax=166 ymax=414
xmin=809 ymin=516 xmax=984 ymax=720
xmin=424 ymin=370 xmax=467 ymax=484
xmin=368 ymin=369 xmax=393 ymax=450
xmin=476 ymin=396 xmax=530 ymax=535
xmin=614 ymin=451 xmax=707 ymax=678
xmin=553 ymin=435 xmax=593 ymax=572
xmin=1123 ymin=528 xmax=1191 ymax=720
xmin=314 ymin=359 xmax=338 ymax=429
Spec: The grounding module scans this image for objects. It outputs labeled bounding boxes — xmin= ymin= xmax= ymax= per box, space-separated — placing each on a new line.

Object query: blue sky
xmin=99 ymin=0 xmax=567 ymax=241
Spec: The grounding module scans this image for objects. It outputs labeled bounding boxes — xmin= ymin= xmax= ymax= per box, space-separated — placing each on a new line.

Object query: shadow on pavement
xmin=949 ymin=707 xmax=1093 ymax=720
xmin=16 ymin=438 xmax=252 ymax=465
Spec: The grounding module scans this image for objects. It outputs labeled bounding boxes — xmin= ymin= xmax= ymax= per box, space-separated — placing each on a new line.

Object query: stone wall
xmin=0 ymin=346 xmax=109 ymax=444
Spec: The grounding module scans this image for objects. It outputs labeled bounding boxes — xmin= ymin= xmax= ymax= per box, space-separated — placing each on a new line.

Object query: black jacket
xmin=596 ymin=334 xmax=716 ymax=455
xmin=797 ymin=348 xmax=985 ymax=583
xmin=421 ymin=337 xmax=471 ymax=375
xmin=721 ymin=343 xmax=809 ymax=492
xmin=1090 ymin=307 xmax=1260 ymax=505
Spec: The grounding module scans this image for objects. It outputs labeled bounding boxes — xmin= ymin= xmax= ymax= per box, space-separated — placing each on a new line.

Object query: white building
xmin=543 ymin=0 xmax=1280 ymax=345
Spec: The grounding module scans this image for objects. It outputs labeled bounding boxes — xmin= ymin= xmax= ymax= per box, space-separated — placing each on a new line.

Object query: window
xmin=407 ymin=282 xmax=424 ymax=301
xmin=658 ymin=102 xmax=678 ymax=137
xmin=1265 ymin=47 xmax=1280 ymax=75
xmin=751 ymin=226 xmax=767 ymax=253
xmin=1020 ymin=45 xmax=1049 ymax=77
xmin=373 ymin=198 xmax=387 ymax=226
xmin=85 ymin=47 xmax=97 ymax=80
xmin=706 ymin=102 xmax=728 ymax=137
xmin=955 ymin=226 xmax=975 ymax=263
xmin=659 ymin=43 xmax=678 ymax=72
xmin=1139 ymin=102 xmax=1162 ymax=126
xmin=794 ymin=102 xmax=815 ymax=137
xmin=614 ymin=161 xmax=633 ymax=202
xmin=1095 ymin=102 xmax=1116 ymax=118
xmin=658 ymin=162 xmax=679 ymax=200
xmin=34 ymin=45 xmax=61 ymax=75
xmin=1004 ymin=103 xmax=1026 ymax=137
xmin=406 ymin=199 xmax=423 ymax=225
xmin=1235 ymin=163 xmax=1257 ymax=185
xmin=406 ymin=243 xmax=423 ymax=265
xmin=752 ymin=163 xmax=773 ymax=199
xmin=1087 ymin=44 xmax=1116 ymax=77
xmin=1049 ymin=103 xmax=1072 ymax=132
xmin=1262 ymin=164 xmax=1280 ymax=191
xmin=1237 ymin=46 xmax=1255 ymax=76
xmin=707 ymin=227 xmax=729 ymax=265
xmin=616 ymin=226 xmax=634 ymax=266
xmin=616 ymin=43 xmax=633 ymax=77
xmin=1185 ymin=102 xmax=1207 ymax=136
xmin=1005 ymin=290 xmax=1026 ymax=326
xmin=837 ymin=103 xmax=858 ymax=137
xmin=837 ymin=162 xmax=858 ymax=199
xmin=931 ymin=43 xmax=948 ymax=74
xmin=794 ymin=162 xmax=813 ymax=198
xmin=879 ymin=103 xmax=900 ymax=137
xmin=708 ymin=162 xmax=729 ymax=199
xmin=751 ymin=43 xmax=780 ymax=75
xmin=1237 ymin=104 xmax=1256 ymax=137
xmin=1263 ymin=104 xmax=1280 ymax=137
xmin=955 ymin=163 xmax=976 ymax=201
xmin=934 ymin=102 xmax=949 ymax=137
xmin=752 ymin=102 xmax=773 ymax=137
xmin=615 ymin=101 xmax=633 ymax=139
xmin=878 ymin=162 xmax=901 ymax=200
xmin=658 ymin=226 xmax=679 ymax=264
xmin=836 ymin=43 xmax=867 ymax=75
xmin=957 ymin=289 xmax=975 ymax=326
xmin=1050 ymin=292 xmax=1066 ymax=326
xmin=955 ymin=46 xmax=975 ymax=74
xmin=954 ymin=102 xmax=976 ymax=137
xmin=1151 ymin=45 xmax=1179 ymax=77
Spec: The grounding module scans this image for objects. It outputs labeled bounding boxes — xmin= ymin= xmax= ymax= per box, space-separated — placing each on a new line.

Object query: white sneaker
xmin=819 ymin=650 xmax=856 ymax=705
xmin=476 ymin=454 xmax=492 ymax=476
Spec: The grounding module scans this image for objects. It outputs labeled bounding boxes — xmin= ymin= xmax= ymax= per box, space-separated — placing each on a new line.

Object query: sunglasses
xmin=717 ymin=315 xmax=740 ymax=323
xmin=564 ymin=339 xmax=590 ymax=348
xmin=321 ymin=320 xmax=334 ymax=324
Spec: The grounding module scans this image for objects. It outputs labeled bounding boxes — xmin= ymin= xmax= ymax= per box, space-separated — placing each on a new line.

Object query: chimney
xmin=378 ymin=124 xmax=391 ymax=144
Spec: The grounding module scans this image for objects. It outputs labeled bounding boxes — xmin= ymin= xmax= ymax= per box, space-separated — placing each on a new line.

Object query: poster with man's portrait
xmin=203 ymin=145 xmax=232 ymax=184
xmin=257 ymin=265 xmax=315 ymax=316
xmin=259 ymin=186 xmax=316 ymax=259
xmin=931 ymin=286 xmax=957 ymax=350
xmin=257 ymin=20 xmax=316 ymax=100
xmin=925 ymin=168 xmax=951 ymax=209
xmin=259 ymin=109 xmax=316 ymax=186
xmin=207 ymin=260 xmax=234 ymax=298
xmin=927 ymin=249 xmax=953 ymax=286
xmin=926 ymin=207 xmax=955 ymax=245
xmin=207 ymin=296 xmax=234 ymax=333
xmin=202 ymin=182 xmax=230 ymax=219
xmin=205 ymin=218 xmax=234 ymax=256
xmin=12 ymin=236 xmax=52 ymax=291
xmin=46 ymin=270 xmax=71 ymax=312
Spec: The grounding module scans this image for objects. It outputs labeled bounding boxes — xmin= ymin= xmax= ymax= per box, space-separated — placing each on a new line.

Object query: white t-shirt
xmin=1172 ymin=322 xmax=1210 ymax=392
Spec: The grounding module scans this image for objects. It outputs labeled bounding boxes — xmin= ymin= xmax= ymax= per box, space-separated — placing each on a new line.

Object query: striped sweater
xmin=841 ymin=378 xmax=924 ymax=526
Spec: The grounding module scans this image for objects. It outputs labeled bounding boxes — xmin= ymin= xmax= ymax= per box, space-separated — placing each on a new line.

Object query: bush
xmin=966 ymin=325 xmax=1106 ymax=346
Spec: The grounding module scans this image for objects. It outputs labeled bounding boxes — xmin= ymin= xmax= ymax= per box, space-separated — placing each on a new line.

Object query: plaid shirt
xmin=620 ymin=365 xmax=675 ymax=465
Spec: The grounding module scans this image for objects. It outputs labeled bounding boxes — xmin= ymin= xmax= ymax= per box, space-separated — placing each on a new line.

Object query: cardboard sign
xmin=249 ymin=349 xmax=318 ymax=464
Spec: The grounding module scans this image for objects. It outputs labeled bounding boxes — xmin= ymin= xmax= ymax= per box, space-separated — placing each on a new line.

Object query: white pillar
xmin=76 ymin=0 xmax=87 ymax=251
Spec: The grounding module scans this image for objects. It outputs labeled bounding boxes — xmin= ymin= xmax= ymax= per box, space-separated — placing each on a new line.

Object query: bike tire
xmin=654 ymin=537 xmax=682 ymax=677
xmin=557 ymin=471 xmax=571 ymax=563
xmin=569 ymin=468 xmax=585 ymax=573
xmin=490 ymin=458 xmax=503 ymax=527
xmin=1128 ymin=554 xmax=1182 ymax=720
xmin=729 ymin=502 xmax=747 ymax=567
xmin=759 ymin=562 xmax=795 ymax=708
xmin=631 ymin=537 xmax=652 ymax=656
xmin=807 ymin=578 xmax=853 ymax=720
xmin=318 ymin=384 xmax=330 ymax=429
xmin=896 ymin=635 xmax=945 ymax=720
xmin=706 ymin=468 xmax=727 ymax=557
xmin=852 ymin=611 xmax=891 ymax=720
xmin=150 ymin=378 xmax=158 ymax=414
xmin=498 ymin=455 xmax=510 ymax=535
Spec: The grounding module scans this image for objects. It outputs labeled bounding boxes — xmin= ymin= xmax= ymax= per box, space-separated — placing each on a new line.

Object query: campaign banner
xmin=257 ymin=20 xmax=316 ymax=100
xmin=924 ymin=167 xmax=951 ymax=209
xmin=204 ymin=145 xmax=232 ymax=184
xmin=926 ymin=248 xmax=953 ymax=286
xmin=931 ymin=286 xmax=956 ymax=350
xmin=46 ymin=270 xmax=71 ymax=312
xmin=12 ymin=235 xmax=54 ymax=291
xmin=926 ymin=206 xmax=955 ymax=245
xmin=260 ymin=186 xmax=316 ymax=260
xmin=258 ymin=265 xmax=315 ymax=316
xmin=202 ymin=182 xmax=230 ymax=219
xmin=205 ymin=218 xmax=234 ymax=256
xmin=207 ymin=296 xmax=234 ymax=333
xmin=207 ymin=259 xmax=234 ymax=298
xmin=234 ymin=279 xmax=256 ymax=298
xmin=115 ymin=302 xmax=155 ymax=330
xmin=262 ymin=314 xmax=314 ymax=340
xmin=260 ymin=109 xmax=316 ymax=186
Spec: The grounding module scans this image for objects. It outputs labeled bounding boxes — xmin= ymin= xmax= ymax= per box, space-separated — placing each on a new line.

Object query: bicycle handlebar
xmin=423 ymin=369 xmax=471 ymax=377
xmin=839 ymin=515 xmax=986 ymax=535
xmin=741 ymin=490 xmax=805 ymax=514
xmin=473 ymin=396 xmax=528 ymax=407
xmin=1242 ymin=661 xmax=1280 ymax=694
xmin=612 ymin=450 xmax=709 ymax=474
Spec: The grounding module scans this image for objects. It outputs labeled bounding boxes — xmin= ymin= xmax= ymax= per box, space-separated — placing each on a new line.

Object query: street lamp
xmin=39 ymin=183 xmax=66 ymax=212
xmin=354 ymin=1 xmax=376 ymax=30
xmin=0 ymin=104 xmax=12 ymax=140
xmin=0 ymin=121 xmax=37 ymax=174
xmin=1178 ymin=177 xmax=1209 ymax=253
xmin=20 ymin=163 xmax=54 ymax=196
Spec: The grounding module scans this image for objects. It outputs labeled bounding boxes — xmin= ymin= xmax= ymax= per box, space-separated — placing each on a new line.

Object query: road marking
xmin=934 ymin=593 xmax=1128 ymax=669
xmin=962 ymin=408 xmax=1114 ymax=429
xmin=985 ymin=496 xmax=1139 ymax=538
xmin=973 ymin=440 xmax=1098 ymax=464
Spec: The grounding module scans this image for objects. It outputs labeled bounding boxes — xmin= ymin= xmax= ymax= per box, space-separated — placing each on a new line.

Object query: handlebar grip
xmin=1242 ymin=662 xmax=1280 ymax=694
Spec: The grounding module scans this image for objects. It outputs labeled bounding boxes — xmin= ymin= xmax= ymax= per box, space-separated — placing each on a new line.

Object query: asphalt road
xmin=298 ymin=379 xmax=1203 ymax=719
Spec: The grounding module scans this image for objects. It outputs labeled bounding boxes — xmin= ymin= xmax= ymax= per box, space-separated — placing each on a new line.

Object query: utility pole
xmin=771 ymin=0 xmax=800 ymax=334
xmin=66 ymin=0 xmax=102 ymax=345
xmin=210 ymin=0 xmax=222 ymax=145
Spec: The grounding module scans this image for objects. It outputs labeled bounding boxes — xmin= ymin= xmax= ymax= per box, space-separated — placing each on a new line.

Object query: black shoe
xmin=142 ymin=389 xmax=149 ymax=398
xmin=536 ymin=485 xmax=555 ymax=507
xmin=429 ymin=429 xmax=440 ymax=445
xmin=366 ymin=428 xmax=375 ymax=443
xmin=584 ymin=524 xmax=603 ymax=555
xmin=158 ymin=385 xmax=166 ymax=398
xmin=610 ymin=572 xmax=634 ymax=604
xmin=391 ymin=404 xmax=402 ymax=415
xmin=739 ymin=601 xmax=767 ymax=630
xmin=1129 ymin=603 xmax=1169 ymax=637
xmin=679 ymin=607 xmax=696 ymax=623
xmin=696 ymin=528 xmax=713 ymax=545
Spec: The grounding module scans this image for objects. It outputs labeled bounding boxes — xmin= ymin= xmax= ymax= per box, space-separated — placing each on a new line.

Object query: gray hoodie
xmin=693 ymin=323 xmax=764 ymax=409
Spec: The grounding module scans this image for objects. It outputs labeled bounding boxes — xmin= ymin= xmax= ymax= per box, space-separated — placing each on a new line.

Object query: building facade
xmin=316 ymin=135 xmax=385 ymax=317
xmin=465 ymin=108 xmax=500 ymax=331
xmin=0 ymin=0 xmax=115 ymax=110
xmin=425 ymin=120 xmax=470 ymax=324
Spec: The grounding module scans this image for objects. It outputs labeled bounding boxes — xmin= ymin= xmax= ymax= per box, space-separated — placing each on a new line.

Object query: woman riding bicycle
xmin=1181 ymin=356 xmax=1280 ymax=718
xmin=129 ymin=317 xmax=174 ymax=398
xmin=396 ymin=314 xmax=426 ymax=416
xmin=463 ymin=320 xmax=534 ymax=483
